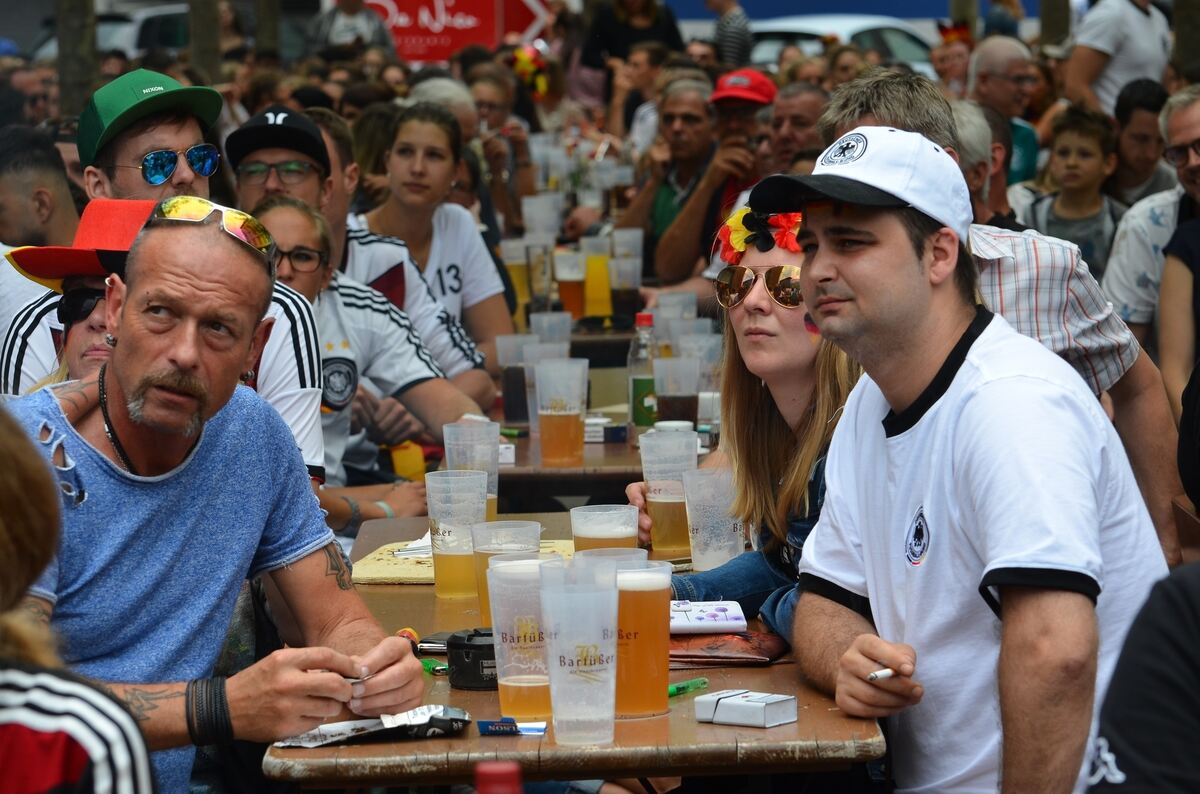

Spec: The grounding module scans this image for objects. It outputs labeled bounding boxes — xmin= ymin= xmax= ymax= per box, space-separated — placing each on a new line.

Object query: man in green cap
xmin=79 ymin=68 xmax=224 ymax=201
xmin=6 ymin=69 xmax=328 ymax=486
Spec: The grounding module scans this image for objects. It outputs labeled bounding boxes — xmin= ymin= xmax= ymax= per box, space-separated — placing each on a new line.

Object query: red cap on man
xmin=710 ymin=68 xmax=778 ymax=106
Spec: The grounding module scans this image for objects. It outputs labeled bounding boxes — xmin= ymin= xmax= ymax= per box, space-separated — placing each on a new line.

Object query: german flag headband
xmin=716 ymin=207 xmax=803 ymax=266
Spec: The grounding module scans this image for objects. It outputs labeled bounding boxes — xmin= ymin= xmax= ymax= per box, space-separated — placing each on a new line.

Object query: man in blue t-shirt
xmin=8 ymin=198 xmax=424 ymax=793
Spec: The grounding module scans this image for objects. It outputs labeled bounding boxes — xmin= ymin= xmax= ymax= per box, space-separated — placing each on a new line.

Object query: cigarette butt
xmin=867 ymin=667 xmax=896 ymax=682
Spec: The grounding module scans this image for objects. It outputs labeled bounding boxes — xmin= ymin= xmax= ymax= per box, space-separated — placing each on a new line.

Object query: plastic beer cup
xmin=472 ymin=521 xmax=542 ymax=625
xmin=639 ymin=431 xmax=698 ymax=557
xmin=535 ymin=358 xmax=588 ymax=467
xmin=425 ymin=470 xmax=487 ymax=598
xmin=571 ymin=504 xmax=639 ymax=551
xmin=489 ymin=552 xmax=561 ymax=720
xmin=614 ymin=560 xmax=673 ymax=718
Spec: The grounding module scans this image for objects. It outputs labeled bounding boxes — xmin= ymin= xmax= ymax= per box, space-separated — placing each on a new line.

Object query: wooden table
xmin=266 ymin=517 xmax=885 ymax=787
xmin=497 ymin=435 xmax=644 ymax=510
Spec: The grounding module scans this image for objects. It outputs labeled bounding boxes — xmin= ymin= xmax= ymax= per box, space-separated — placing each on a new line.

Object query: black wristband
xmin=185 ymin=679 xmax=201 ymax=745
xmin=186 ymin=677 xmax=235 ymax=746
xmin=210 ymin=676 xmax=235 ymax=745
xmin=340 ymin=496 xmax=362 ymax=534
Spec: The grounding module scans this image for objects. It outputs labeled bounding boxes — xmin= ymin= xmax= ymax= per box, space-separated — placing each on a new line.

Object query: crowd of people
xmin=2 ymin=0 xmax=1200 ymax=791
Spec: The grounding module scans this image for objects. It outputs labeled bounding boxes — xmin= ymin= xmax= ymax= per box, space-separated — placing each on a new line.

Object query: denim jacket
xmin=670 ymin=457 xmax=826 ymax=644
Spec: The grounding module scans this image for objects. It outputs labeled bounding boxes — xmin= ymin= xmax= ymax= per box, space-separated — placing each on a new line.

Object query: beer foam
xmin=616 ymin=569 xmax=671 ymax=590
xmin=573 ymin=522 xmax=637 ymax=538
xmin=489 ymin=558 xmax=544 ymax=577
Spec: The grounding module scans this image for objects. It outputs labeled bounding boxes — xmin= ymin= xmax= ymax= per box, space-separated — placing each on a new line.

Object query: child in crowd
xmin=1022 ymin=105 xmax=1127 ymax=278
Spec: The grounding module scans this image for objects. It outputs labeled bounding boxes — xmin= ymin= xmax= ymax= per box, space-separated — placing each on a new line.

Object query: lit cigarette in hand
xmin=866 ymin=667 xmax=896 ymax=682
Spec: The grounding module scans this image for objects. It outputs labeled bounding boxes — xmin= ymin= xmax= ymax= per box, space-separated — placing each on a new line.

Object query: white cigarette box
xmin=498 ymin=442 xmax=516 ymax=465
xmin=584 ymin=417 xmax=612 ymax=443
xmin=694 ymin=689 xmax=797 ymax=728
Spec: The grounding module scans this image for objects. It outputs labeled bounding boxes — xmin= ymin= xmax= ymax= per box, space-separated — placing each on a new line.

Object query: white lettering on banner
xmin=370 ymin=0 xmax=481 ymax=33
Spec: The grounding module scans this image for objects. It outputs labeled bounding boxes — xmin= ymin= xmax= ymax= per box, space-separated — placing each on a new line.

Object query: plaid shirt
xmin=972 ymin=224 xmax=1139 ymax=394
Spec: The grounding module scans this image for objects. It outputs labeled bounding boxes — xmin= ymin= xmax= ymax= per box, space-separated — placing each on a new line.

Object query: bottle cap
xmin=474 ymin=760 xmax=523 ymax=793
xmin=635 ymin=312 xmax=654 ymax=327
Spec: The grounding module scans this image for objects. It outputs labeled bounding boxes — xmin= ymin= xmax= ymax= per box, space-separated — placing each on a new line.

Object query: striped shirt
xmin=972 ymin=224 xmax=1139 ymax=395
xmin=0 ymin=659 xmax=155 ymax=794
xmin=715 ymin=6 xmax=753 ymax=67
xmin=0 ymin=282 xmax=327 ymax=480
xmin=315 ymin=273 xmax=444 ymax=485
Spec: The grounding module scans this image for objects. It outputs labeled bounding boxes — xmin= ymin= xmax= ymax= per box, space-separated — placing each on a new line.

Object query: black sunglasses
xmin=58 ymin=288 xmax=105 ymax=330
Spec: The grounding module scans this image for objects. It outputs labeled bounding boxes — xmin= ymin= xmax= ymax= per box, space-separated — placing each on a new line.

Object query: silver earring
xmin=104 ymin=333 xmax=117 ymax=348
xmin=240 ymin=369 xmax=256 ymax=382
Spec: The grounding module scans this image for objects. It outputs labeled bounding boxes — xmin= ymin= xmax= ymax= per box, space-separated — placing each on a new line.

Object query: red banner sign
xmin=367 ymin=0 xmax=500 ymax=63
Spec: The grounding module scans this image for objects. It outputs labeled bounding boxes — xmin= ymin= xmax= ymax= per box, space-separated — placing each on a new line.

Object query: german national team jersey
xmin=0 ymin=658 xmax=155 ymax=794
xmin=799 ymin=307 xmax=1166 ymax=794
xmin=314 ymin=273 xmax=443 ymax=484
xmin=343 ymin=214 xmax=484 ymax=377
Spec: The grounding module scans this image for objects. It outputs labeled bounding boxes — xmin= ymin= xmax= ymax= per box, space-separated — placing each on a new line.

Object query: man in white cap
xmin=753 ymin=127 xmax=1166 ymax=792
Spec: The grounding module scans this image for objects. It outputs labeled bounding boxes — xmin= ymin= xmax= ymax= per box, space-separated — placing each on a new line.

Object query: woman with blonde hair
xmin=627 ymin=204 xmax=860 ymax=639
xmin=0 ymin=405 xmax=154 ymax=791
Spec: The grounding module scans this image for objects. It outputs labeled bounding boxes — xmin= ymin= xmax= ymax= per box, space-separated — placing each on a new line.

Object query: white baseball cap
xmin=748 ymin=126 xmax=973 ymax=244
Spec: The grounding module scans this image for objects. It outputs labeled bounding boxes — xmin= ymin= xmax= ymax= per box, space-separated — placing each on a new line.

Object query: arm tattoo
xmin=20 ymin=598 xmax=51 ymax=626
xmin=322 ymin=543 xmax=354 ymax=590
xmin=51 ymin=378 xmax=93 ymax=414
xmin=120 ymin=686 xmax=184 ymax=723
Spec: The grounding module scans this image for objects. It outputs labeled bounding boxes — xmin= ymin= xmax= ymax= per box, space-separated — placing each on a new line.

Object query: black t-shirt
xmin=580 ymin=2 xmax=685 ymax=68
xmin=1163 ymin=218 xmax=1200 ymax=353
xmin=1088 ymin=563 xmax=1200 ymax=791
xmin=986 ymin=211 xmax=1031 ymax=233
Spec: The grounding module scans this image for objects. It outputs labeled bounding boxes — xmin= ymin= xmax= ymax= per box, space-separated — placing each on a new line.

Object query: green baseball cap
xmin=78 ymin=69 xmax=224 ymax=167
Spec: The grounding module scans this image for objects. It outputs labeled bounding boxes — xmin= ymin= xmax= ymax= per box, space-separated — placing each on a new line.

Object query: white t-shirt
xmin=403 ymin=204 xmax=505 ymax=320
xmin=315 ymin=273 xmax=443 ymax=486
xmin=797 ymin=308 xmax=1166 ymax=794
xmin=0 ymin=248 xmax=48 ymax=347
xmin=343 ymin=214 xmax=485 ymax=378
xmin=0 ymin=282 xmax=327 ymax=480
xmin=1074 ymin=0 xmax=1171 ymax=115
xmin=1102 ymin=184 xmax=1184 ymax=325
xmin=327 ymin=10 xmax=376 ymax=45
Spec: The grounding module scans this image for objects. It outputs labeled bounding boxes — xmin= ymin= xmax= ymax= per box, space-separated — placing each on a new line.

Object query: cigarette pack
xmin=498 ymin=442 xmax=516 ymax=465
xmin=694 ymin=689 xmax=797 ymax=728
xmin=585 ymin=416 xmax=612 ymax=443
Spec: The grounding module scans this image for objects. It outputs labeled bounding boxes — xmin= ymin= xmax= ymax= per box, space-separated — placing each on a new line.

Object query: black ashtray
xmin=448 ymin=628 xmax=497 ymax=691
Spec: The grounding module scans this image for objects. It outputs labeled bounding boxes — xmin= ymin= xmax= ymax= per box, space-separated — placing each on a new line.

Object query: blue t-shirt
xmin=10 ymin=385 xmax=334 ymax=794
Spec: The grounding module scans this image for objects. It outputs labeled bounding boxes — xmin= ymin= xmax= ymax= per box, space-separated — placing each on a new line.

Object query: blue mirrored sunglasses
xmin=117 ymin=143 xmax=221 ymax=186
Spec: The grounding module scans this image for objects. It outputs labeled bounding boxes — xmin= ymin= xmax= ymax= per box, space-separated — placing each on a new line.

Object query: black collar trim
xmin=1180 ymin=191 xmax=1199 ymax=225
xmin=882 ymin=305 xmax=994 ymax=438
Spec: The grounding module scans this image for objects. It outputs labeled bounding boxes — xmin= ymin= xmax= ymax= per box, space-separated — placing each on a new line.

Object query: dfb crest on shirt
xmin=322 ymin=357 xmax=358 ymax=411
xmin=820 ymin=132 xmax=867 ymax=166
xmin=904 ymin=506 xmax=930 ymax=566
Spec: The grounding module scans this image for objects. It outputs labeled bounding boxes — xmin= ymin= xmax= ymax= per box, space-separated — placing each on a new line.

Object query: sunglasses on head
xmin=57 ymin=288 xmax=105 ymax=330
xmin=148 ymin=196 xmax=276 ymax=272
xmin=114 ymin=143 xmax=220 ymax=186
xmin=713 ymin=265 xmax=805 ymax=310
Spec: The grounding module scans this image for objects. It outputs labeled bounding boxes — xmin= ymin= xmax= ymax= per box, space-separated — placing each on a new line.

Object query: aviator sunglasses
xmin=114 ymin=143 xmax=220 ymax=186
xmin=147 ymin=196 xmax=276 ymax=272
xmin=713 ymin=265 xmax=805 ymax=310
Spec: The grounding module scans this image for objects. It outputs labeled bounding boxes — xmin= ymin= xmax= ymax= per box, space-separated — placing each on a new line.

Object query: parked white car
xmin=750 ymin=15 xmax=935 ymax=79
